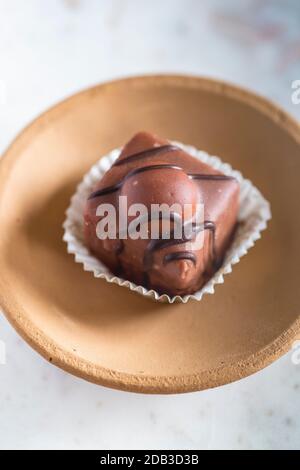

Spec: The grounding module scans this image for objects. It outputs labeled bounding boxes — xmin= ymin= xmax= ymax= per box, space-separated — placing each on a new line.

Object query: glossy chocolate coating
xmin=84 ymin=132 xmax=239 ymax=296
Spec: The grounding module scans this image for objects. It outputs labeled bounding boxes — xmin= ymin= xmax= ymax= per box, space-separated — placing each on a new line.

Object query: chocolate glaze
xmin=84 ymin=132 xmax=240 ymax=296
xmin=89 ymin=144 xmax=234 ymax=200
xmin=88 ymin=148 xmax=231 ymax=271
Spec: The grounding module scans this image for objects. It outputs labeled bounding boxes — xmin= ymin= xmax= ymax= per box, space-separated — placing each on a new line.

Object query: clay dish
xmin=0 ymin=75 xmax=299 ymax=393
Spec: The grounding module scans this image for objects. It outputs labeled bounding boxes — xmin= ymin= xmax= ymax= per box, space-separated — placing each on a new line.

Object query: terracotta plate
xmin=1 ymin=75 xmax=300 ymax=394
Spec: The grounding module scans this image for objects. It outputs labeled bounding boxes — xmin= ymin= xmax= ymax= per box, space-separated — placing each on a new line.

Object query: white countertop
xmin=0 ymin=0 xmax=300 ymax=450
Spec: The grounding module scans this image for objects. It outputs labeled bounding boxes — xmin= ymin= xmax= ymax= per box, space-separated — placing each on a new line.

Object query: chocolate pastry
xmin=84 ymin=132 xmax=239 ymax=296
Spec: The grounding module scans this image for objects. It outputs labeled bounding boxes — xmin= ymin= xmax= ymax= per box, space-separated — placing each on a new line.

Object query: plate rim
xmin=1 ymin=74 xmax=300 ymax=394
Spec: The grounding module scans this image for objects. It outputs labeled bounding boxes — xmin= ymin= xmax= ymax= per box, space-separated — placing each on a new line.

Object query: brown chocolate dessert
xmin=84 ymin=132 xmax=239 ymax=296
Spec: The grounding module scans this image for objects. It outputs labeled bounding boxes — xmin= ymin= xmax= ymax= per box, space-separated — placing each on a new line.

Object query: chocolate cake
xmin=84 ymin=132 xmax=239 ymax=296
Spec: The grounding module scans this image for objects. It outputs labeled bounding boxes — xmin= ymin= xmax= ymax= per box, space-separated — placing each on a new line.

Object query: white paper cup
xmin=63 ymin=141 xmax=271 ymax=304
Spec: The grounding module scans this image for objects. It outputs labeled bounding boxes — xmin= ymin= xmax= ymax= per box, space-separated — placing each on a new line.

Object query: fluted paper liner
xmin=63 ymin=141 xmax=271 ymax=304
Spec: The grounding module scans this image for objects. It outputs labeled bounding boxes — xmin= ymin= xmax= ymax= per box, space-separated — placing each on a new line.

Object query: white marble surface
xmin=0 ymin=0 xmax=300 ymax=450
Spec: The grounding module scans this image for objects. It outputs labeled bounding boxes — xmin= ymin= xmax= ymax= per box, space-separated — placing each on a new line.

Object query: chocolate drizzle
xmin=113 ymin=144 xmax=178 ymax=167
xmin=188 ymin=173 xmax=235 ymax=181
xmin=88 ymin=145 xmax=236 ymax=276
xmin=143 ymin=220 xmax=217 ymax=274
xmin=163 ymin=251 xmax=197 ymax=266
xmin=88 ymin=164 xmax=182 ymax=200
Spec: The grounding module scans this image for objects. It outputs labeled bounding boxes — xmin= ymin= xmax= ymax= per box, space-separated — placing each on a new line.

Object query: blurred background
xmin=0 ymin=0 xmax=300 ymax=450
